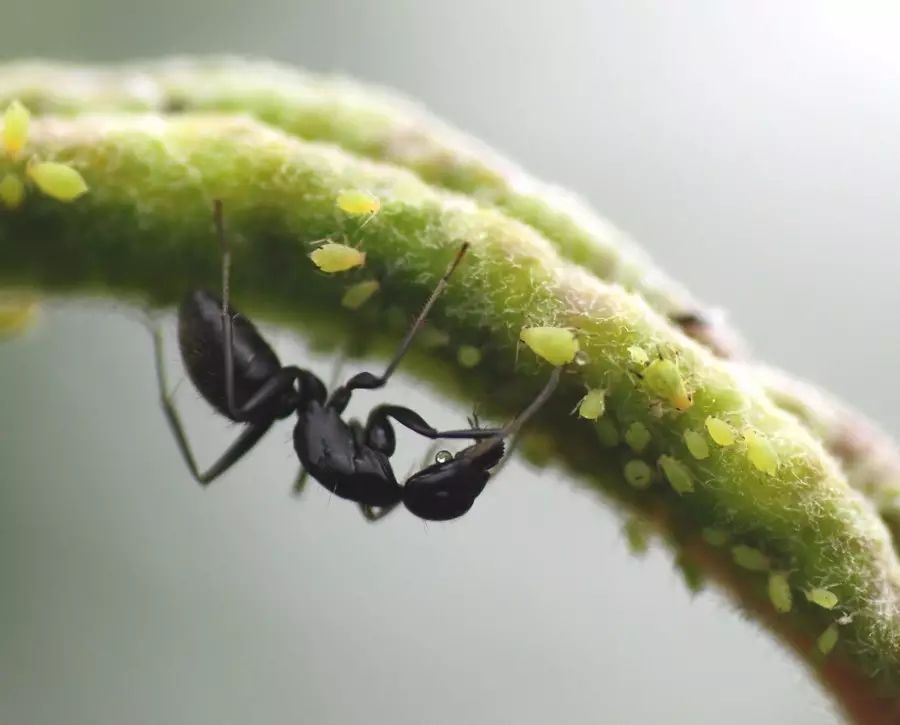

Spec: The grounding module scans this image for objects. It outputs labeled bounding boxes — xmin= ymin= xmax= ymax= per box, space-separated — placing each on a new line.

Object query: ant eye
xmin=435 ymin=450 xmax=453 ymax=464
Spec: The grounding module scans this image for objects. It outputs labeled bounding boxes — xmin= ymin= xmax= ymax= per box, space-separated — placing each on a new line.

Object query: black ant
xmin=151 ymin=201 xmax=560 ymax=522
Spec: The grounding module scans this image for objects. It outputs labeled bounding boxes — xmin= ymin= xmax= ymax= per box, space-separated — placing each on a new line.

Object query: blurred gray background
xmin=3 ymin=2 xmax=899 ymax=723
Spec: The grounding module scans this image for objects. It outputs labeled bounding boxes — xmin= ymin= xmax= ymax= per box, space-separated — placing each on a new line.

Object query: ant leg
xmin=364 ymin=405 xmax=502 ymax=456
xmin=367 ymin=368 xmax=561 ymax=453
xmin=151 ymin=320 xmax=275 ymax=485
xmin=328 ymin=243 xmax=469 ymax=410
xmin=212 ymin=199 xmax=242 ymax=419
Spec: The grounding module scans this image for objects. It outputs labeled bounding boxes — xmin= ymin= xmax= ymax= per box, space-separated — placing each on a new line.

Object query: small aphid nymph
xmin=805 ymin=588 xmax=839 ymax=610
xmin=683 ymin=429 xmax=709 ymax=460
xmin=817 ymin=624 xmax=839 ymax=655
xmin=3 ymin=100 xmax=29 ymax=159
xmin=624 ymin=460 xmax=653 ymax=489
xmin=576 ymin=388 xmax=606 ymax=420
xmin=625 ymin=422 xmax=652 ymax=453
xmin=457 ymin=345 xmax=482 ymax=369
xmin=0 ymin=173 xmax=24 ymax=209
xmin=642 ymin=358 xmax=692 ymax=411
xmin=309 ymin=242 xmax=367 ymax=273
xmin=705 ymin=416 xmax=735 ymax=446
xmin=337 ymin=189 xmax=381 ymax=217
xmin=659 ymin=454 xmax=693 ymax=494
xmin=768 ymin=572 xmax=792 ymax=613
xmin=341 ymin=280 xmax=380 ymax=310
xmin=743 ymin=430 xmax=779 ymax=475
xmin=26 ymin=161 xmax=89 ymax=202
xmin=628 ymin=345 xmax=650 ymax=367
xmin=624 ymin=516 xmax=652 ymax=555
xmin=731 ymin=545 xmax=770 ymax=571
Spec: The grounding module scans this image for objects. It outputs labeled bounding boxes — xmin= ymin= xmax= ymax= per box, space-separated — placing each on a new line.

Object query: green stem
xmin=1 ymin=113 xmax=900 ymax=721
xmin=6 ymin=58 xmax=897 ymax=545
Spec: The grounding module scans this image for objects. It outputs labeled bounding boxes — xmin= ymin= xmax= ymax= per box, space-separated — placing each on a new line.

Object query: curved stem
xmin=1 ymin=114 xmax=900 ymax=720
xmin=5 ymin=59 xmax=897 ymax=549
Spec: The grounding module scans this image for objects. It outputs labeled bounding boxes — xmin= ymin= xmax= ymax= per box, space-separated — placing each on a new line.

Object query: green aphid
xmin=309 ymin=242 xmax=366 ymax=273
xmin=624 ymin=460 xmax=654 ymax=490
xmin=3 ymin=99 xmax=29 ymax=159
xmin=744 ymin=430 xmax=779 ymax=475
xmin=817 ymin=624 xmax=839 ymax=655
xmin=683 ymin=430 xmax=709 ymax=460
xmin=457 ymin=345 xmax=482 ymax=368
xmin=519 ymin=326 xmax=579 ymax=366
xmin=705 ymin=416 xmax=736 ymax=446
xmin=0 ymin=295 xmax=40 ymax=338
xmin=625 ymin=422 xmax=652 ymax=453
xmin=27 ymin=161 xmax=88 ymax=202
xmin=628 ymin=345 xmax=650 ymax=367
xmin=0 ymin=173 xmax=24 ymax=209
xmin=805 ymin=588 xmax=839 ymax=610
xmin=701 ymin=528 xmax=729 ymax=547
xmin=624 ymin=517 xmax=652 ymax=555
xmin=341 ymin=280 xmax=380 ymax=310
xmin=768 ymin=572 xmax=792 ymax=613
xmin=576 ymin=388 xmax=606 ymax=420
xmin=336 ymin=189 xmax=381 ymax=216
xmin=731 ymin=545 xmax=770 ymax=571
xmin=676 ymin=554 xmax=705 ymax=594
xmin=642 ymin=358 xmax=692 ymax=411
xmin=659 ymin=455 xmax=693 ymax=494
xmin=595 ymin=418 xmax=620 ymax=447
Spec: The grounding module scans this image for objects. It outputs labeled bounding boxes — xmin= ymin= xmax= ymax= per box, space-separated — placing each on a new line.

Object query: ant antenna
xmin=499 ymin=367 xmax=562 ymax=439
xmin=376 ymin=242 xmax=469 ymax=384
xmin=212 ymin=199 xmax=237 ymax=416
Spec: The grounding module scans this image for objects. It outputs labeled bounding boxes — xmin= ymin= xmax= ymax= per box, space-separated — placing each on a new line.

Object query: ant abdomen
xmin=178 ymin=290 xmax=289 ymax=422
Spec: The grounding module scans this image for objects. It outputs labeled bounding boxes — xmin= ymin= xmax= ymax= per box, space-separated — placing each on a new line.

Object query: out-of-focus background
xmin=3 ymin=3 xmax=899 ymax=723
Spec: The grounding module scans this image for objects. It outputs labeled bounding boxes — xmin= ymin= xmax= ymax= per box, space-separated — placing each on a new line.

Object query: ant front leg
xmin=364 ymin=405 xmax=502 ymax=456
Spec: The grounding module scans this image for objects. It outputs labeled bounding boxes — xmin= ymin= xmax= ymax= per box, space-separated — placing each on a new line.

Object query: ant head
xmin=402 ymin=438 xmax=505 ymax=521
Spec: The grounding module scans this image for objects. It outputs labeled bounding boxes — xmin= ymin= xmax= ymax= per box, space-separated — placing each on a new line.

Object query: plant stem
xmin=6 ymin=58 xmax=898 ymax=549
xmin=2 ymin=113 xmax=900 ymax=721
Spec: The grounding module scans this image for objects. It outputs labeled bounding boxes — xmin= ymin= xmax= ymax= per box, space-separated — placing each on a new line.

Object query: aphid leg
xmin=150 ymin=318 xmax=275 ymax=485
xmin=328 ymin=243 xmax=469 ymax=409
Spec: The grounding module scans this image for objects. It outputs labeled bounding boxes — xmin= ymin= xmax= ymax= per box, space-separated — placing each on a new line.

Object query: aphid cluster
xmin=154 ymin=201 xmax=559 ymax=522
xmin=0 ymin=100 xmax=88 ymax=209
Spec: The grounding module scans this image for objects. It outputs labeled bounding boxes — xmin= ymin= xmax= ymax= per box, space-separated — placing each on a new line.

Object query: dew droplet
xmin=435 ymin=450 xmax=453 ymax=464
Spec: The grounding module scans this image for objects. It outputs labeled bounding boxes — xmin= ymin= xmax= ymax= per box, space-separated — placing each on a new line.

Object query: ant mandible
xmin=152 ymin=201 xmax=560 ymax=522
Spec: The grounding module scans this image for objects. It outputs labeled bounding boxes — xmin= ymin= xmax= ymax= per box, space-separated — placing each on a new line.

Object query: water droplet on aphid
xmin=573 ymin=350 xmax=589 ymax=367
xmin=435 ymin=450 xmax=452 ymax=464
